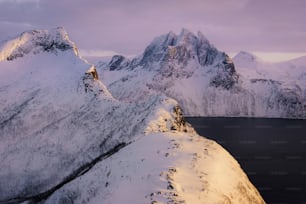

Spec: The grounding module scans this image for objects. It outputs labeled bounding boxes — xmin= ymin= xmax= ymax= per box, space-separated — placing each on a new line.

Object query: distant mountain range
xmin=0 ymin=28 xmax=264 ymax=203
xmin=98 ymin=29 xmax=306 ymax=118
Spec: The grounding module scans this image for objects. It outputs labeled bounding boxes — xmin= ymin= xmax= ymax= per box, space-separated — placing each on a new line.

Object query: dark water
xmin=185 ymin=117 xmax=306 ymax=204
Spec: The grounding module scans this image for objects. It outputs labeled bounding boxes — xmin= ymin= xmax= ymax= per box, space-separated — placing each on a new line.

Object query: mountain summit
xmin=98 ymin=30 xmax=306 ymax=118
xmin=0 ymin=27 xmax=79 ymax=61
xmin=138 ymin=29 xmax=218 ymax=68
xmin=108 ymin=28 xmax=238 ymax=90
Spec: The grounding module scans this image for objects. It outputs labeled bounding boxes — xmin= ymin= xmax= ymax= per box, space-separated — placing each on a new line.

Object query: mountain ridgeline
xmin=108 ymin=29 xmax=238 ymax=90
xmin=99 ymin=29 xmax=306 ymax=118
xmin=0 ymin=28 xmax=265 ymax=203
xmin=0 ymin=27 xmax=77 ymax=61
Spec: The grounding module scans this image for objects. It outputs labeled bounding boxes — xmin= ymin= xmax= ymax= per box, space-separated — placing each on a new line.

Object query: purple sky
xmin=1 ymin=0 xmax=306 ymax=60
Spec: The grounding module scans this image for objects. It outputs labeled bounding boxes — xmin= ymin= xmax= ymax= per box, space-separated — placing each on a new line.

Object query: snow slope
xmin=98 ymin=30 xmax=306 ymax=118
xmin=0 ymin=28 xmax=264 ymax=203
xmin=45 ymin=131 xmax=264 ymax=204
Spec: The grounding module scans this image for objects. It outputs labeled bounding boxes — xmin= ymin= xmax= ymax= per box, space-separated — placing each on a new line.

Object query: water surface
xmin=185 ymin=117 xmax=306 ymax=204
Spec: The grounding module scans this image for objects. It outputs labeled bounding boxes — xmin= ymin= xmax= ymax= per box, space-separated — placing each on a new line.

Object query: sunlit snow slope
xmin=0 ymin=28 xmax=264 ymax=204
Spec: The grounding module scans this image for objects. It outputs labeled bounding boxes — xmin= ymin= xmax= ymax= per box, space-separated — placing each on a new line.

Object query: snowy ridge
xmin=0 ymin=27 xmax=78 ymax=61
xmin=44 ymin=132 xmax=264 ymax=204
xmin=98 ymin=31 xmax=306 ymax=118
xmin=0 ymin=28 xmax=264 ymax=203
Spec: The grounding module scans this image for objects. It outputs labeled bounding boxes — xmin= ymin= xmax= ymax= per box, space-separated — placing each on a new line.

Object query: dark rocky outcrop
xmin=108 ymin=55 xmax=131 ymax=71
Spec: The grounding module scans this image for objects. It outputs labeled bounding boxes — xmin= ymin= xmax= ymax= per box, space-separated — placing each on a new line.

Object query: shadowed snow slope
xmin=0 ymin=28 xmax=264 ymax=203
xmin=98 ymin=30 xmax=306 ymax=118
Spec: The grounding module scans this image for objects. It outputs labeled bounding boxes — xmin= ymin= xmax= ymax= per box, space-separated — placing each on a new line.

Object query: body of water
xmin=185 ymin=117 xmax=306 ymax=204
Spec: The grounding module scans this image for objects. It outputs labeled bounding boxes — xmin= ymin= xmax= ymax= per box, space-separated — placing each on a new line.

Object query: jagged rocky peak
xmin=176 ymin=28 xmax=209 ymax=48
xmin=0 ymin=27 xmax=78 ymax=61
xmin=138 ymin=28 xmax=234 ymax=69
xmin=105 ymin=29 xmax=238 ymax=89
xmin=159 ymin=28 xmax=210 ymax=48
xmin=140 ymin=29 xmax=197 ymax=66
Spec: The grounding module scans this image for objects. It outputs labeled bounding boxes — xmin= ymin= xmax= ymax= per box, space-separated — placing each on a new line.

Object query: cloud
xmin=0 ymin=20 xmax=36 ymax=41
xmin=253 ymin=52 xmax=306 ymax=62
xmin=0 ymin=0 xmax=40 ymax=3
xmin=0 ymin=0 xmax=305 ymax=56
xmin=0 ymin=20 xmax=34 ymax=28
xmin=79 ymin=49 xmax=121 ymax=57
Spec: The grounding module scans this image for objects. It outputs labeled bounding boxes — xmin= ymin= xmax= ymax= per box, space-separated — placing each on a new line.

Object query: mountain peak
xmin=179 ymin=28 xmax=193 ymax=37
xmin=167 ymin=30 xmax=177 ymax=38
xmin=233 ymin=51 xmax=258 ymax=62
xmin=0 ymin=27 xmax=78 ymax=61
xmin=176 ymin=28 xmax=197 ymax=45
xmin=106 ymin=29 xmax=238 ymax=90
xmin=137 ymin=29 xmax=217 ymax=67
xmin=197 ymin=31 xmax=210 ymax=43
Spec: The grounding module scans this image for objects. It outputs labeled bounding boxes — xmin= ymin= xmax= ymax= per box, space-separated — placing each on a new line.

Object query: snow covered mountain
xmin=0 ymin=28 xmax=264 ymax=203
xmin=233 ymin=51 xmax=306 ymax=88
xmin=45 ymin=131 xmax=263 ymax=204
xmin=233 ymin=51 xmax=306 ymax=118
xmin=98 ymin=30 xmax=306 ymax=118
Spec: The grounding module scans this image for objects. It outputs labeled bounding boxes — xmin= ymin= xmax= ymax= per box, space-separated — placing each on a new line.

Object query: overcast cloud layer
xmin=0 ymin=0 xmax=305 ymax=58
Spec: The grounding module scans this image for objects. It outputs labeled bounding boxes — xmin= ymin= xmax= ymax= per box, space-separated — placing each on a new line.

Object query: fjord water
xmin=185 ymin=117 xmax=306 ymax=204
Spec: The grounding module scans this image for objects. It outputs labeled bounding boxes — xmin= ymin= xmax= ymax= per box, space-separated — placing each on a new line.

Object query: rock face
xmin=107 ymin=29 xmax=238 ymax=90
xmin=0 ymin=28 xmax=264 ymax=203
xmin=98 ymin=30 xmax=306 ymax=118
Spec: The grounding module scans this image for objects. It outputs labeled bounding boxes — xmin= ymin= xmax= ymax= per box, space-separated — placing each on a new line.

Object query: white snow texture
xmin=0 ymin=28 xmax=264 ymax=203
